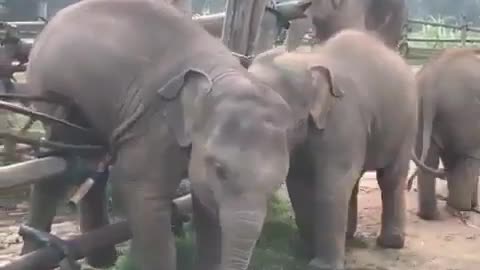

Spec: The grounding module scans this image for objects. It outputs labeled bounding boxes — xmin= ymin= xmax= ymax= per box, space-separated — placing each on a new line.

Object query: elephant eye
xmin=205 ymin=156 xmax=229 ymax=181
xmin=214 ymin=162 xmax=228 ymax=181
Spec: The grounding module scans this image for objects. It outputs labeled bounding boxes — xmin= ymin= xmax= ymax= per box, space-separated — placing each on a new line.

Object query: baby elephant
xmin=249 ymin=29 xmax=417 ymax=270
xmin=414 ymin=48 xmax=480 ymax=220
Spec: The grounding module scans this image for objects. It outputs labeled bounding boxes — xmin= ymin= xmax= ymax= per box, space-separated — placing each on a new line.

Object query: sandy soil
xmin=344 ymin=175 xmax=480 ymax=270
xmin=1 ymin=164 xmax=480 ymax=270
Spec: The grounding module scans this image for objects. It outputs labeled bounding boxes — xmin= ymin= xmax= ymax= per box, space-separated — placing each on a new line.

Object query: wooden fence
xmin=4 ymin=15 xmax=480 ymax=66
xmin=400 ymin=18 xmax=480 ymax=64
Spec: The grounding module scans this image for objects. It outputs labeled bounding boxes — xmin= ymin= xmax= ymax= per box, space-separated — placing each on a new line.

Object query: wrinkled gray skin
xmin=22 ymin=1 xmax=292 ymax=270
xmin=249 ymin=29 xmax=417 ymax=270
xmin=286 ymin=0 xmax=407 ymax=50
xmin=414 ymin=48 xmax=480 ymax=220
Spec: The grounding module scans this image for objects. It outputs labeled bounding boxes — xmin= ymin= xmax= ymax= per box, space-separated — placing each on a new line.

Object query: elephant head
xmin=286 ymin=0 xmax=406 ymax=49
xmin=157 ymin=68 xmax=292 ymax=270
xmin=248 ymin=49 xmax=344 ymax=138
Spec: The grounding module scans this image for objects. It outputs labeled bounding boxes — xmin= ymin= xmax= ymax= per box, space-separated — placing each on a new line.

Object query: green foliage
xmin=110 ymin=193 xmax=309 ymax=270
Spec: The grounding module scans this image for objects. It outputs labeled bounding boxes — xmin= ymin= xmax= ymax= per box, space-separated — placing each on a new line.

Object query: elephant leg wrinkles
xmin=445 ymin=156 xmax=479 ymax=211
xmin=286 ymin=145 xmax=315 ymax=259
xmin=79 ymin=170 xmax=118 ymax=268
xmin=346 ymin=179 xmax=360 ymax=240
xmin=307 ymin=133 xmax=366 ymax=270
xmin=375 ymin=151 xmax=409 ymax=249
xmin=417 ymin=142 xmax=441 ymax=220
xmin=21 ymin=176 xmax=69 ymax=255
xmin=109 ymin=128 xmax=187 ymax=270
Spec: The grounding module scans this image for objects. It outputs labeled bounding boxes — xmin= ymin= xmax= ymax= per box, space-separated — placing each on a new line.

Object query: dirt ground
xmin=1 ymin=164 xmax=480 ymax=270
xmin=345 ymin=173 xmax=480 ymax=270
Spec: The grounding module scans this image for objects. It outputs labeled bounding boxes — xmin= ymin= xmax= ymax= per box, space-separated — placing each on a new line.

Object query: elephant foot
xmin=346 ymin=233 xmax=369 ymax=249
xmin=376 ymin=232 xmax=404 ymax=249
xmin=417 ymin=208 xmax=441 ymax=221
xmin=445 ymin=204 xmax=475 ymax=224
xmin=308 ymin=258 xmax=345 ymax=270
xmin=86 ymin=248 xmax=118 ymax=268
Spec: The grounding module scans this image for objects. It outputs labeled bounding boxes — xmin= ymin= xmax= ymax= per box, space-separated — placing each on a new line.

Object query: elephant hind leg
xmin=376 ymin=153 xmax=409 ymax=249
xmin=417 ymin=143 xmax=441 ymax=220
xmin=79 ymin=171 xmax=117 ymax=268
xmin=472 ymin=178 xmax=479 ymax=209
xmin=446 ymin=157 xmax=479 ymax=211
xmin=346 ymin=178 xmax=361 ymax=240
xmin=20 ymin=176 xmax=69 ymax=255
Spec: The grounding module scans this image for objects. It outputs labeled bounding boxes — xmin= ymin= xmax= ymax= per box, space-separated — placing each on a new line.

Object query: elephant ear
xmin=157 ymin=69 xmax=212 ymax=147
xmin=308 ymin=65 xmax=344 ymax=130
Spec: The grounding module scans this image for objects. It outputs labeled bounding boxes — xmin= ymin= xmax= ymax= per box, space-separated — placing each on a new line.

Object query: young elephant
xmin=414 ymin=48 xmax=480 ymax=220
xmin=249 ymin=29 xmax=417 ymax=270
xmin=23 ymin=1 xmax=292 ymax=270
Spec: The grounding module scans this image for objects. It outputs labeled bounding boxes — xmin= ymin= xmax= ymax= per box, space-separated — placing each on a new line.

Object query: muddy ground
xmin=1 ymin=163 xmax=479 ymax=270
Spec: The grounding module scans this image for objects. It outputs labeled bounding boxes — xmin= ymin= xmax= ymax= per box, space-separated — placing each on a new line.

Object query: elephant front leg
xmin=191 ymin=192 xmax=221 ymax=270
xmin=345 ymin=179 xmax=369 ymax=249
xmin=446 ymin=157 xmax=479 ymax=211
xmin=309 ymin=166 xmax=361 ymax=270
xmin=376 ymin=156 xmax=408 ymax=249
xmin=112 ymin=177 xmax=177 ymax=270
xmin=417 ymin=143 xmax=441 ymax=220
xmin=110 ymin=140 xmax=186 ymax=270
xmin=21 ymin=176 xmax=69 ymax=255
xmin=286 ymin=153 xmax=315 ymax=259
xmin=78 ymin=170 xmax=117 ymax=268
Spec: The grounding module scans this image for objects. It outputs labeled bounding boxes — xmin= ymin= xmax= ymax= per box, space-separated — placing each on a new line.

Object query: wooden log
xmin=0 ymin=222 xmax=131 ymax=270
xmin=0 ymin=193 xmax=193 ymax=270
xmin=221 ymin=0 xmax=270 ymax=57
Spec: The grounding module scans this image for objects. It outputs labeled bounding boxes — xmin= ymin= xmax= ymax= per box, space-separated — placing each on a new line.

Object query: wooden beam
xmin=221 ymin=0 xmax=270 ymax=57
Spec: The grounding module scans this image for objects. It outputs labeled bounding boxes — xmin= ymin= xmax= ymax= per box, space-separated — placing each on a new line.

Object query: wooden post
xmin=37 ymin=0 xmax=48 ymax=19
xmin=460 ymin=15 xmax=468 ymax=47
xmin=221 ymin=0 xmax=270 ymax=57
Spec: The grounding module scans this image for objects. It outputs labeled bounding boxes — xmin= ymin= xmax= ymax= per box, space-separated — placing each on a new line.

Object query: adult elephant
xmin=248 ymin=29 xmax=416 ymax=270
xmin=21 ymin=1 xmax=292 ymax=270
xmin=285 ymin=0 xmax=407 ymax=50
xmin=413 ymin=48 xmax=480 ymax=220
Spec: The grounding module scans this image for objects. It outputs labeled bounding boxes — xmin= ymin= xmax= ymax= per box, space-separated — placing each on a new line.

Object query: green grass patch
xmin=110 ymin=193 xmax=309 ymax=270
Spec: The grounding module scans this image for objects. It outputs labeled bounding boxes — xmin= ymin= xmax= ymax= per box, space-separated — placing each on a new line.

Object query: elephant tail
xmin=408 ymin=151 xmax=445 ymax=191
xmin=408 ymin=70 xmax=445 ymax=190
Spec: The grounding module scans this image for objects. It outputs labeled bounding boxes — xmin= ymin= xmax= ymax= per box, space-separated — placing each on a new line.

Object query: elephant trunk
xmin=220 ymin=201 xmax=266 ymax=270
